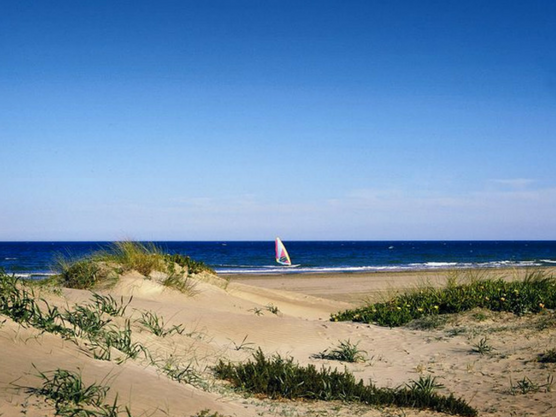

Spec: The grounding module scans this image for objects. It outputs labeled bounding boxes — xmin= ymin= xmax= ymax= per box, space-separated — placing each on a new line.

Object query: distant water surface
xmin=1 ymin=241 xmax=555 ymax=278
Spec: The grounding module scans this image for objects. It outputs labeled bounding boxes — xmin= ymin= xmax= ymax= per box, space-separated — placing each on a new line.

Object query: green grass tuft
xmin=137 ymin=310 xmax=184 ymax=337
xmin=472 ymin=337 xmax=494 ymax=355
xmin=313 ymin=339 xmax=366 ymax=363
xmin=91 ymin=293 xmax=132 ymax=317
xmin=31 ymin=367 xmax=133 ymax=416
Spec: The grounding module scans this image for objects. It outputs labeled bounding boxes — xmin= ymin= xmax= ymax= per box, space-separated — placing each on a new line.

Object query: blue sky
xmin=1 ymin=1 xmax=555 ymax=241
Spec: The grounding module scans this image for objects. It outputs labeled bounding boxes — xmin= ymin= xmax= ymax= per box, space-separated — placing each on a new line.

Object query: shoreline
xmin=228 ymin=266 xmax=556 ymax=304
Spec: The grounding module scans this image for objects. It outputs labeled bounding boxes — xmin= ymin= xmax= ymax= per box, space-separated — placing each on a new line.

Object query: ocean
xmin=1 ymin=241 xmax=556 ymax=279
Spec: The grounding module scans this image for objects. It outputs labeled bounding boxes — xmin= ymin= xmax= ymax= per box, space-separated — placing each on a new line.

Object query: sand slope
xmin=2 ymin=270 xmax=556 ymax=416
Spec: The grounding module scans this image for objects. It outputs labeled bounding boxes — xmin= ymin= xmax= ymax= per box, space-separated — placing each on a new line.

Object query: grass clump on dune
xmin=55 ymin=258 xmax=108 ymax=289
xmin=0 ymin=270 xmax=69 ymax=335
xmin=331 ymin=270 xmax=556 ymax=327
xmin=215 ymin=349 xmax=477 ymax=416
xmin=164 ymin=253 xmax=215 ymax=275
xmin=54 ymin=241 xmax=215 ymax=290
xmin=313 ymin=339 xmax=367 ymax=363
xmin=30 ymin=367 xmax=133 ymax=417
xmin=99 ymin=241 xmax=166 ymax=276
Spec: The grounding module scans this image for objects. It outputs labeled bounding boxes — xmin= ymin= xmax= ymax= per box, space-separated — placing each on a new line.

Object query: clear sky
xmin=1 ymin=0 xmax=555 ymax=241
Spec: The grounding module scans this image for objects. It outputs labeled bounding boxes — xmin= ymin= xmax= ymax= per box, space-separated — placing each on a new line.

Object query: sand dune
xmin=2 ymin=269 xmax=555 ymax=416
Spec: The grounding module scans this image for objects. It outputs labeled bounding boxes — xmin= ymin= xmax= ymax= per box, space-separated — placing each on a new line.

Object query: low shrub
xmin=215 ymin=349 xmax=477 ymax=416
xmin=53 ymin=241 xmax=215 ymax=290
xmin=57 ymin=259 xmax=103 ymax=289
xmin=332 ymin=270 xmax=556 ymax=327
xmin=164 ymin=253 xmax=215 ymax=275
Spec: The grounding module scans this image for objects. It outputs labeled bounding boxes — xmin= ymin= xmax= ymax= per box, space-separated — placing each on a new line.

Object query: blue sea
xmin=1 ymin=241 xmax=556 ymax=279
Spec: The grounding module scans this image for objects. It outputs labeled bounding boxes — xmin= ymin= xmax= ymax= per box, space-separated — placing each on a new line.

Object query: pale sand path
xmin=1 ymin=268 xmax=555 ymax=416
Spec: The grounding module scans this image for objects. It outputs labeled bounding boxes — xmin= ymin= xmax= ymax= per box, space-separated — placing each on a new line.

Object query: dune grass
xmin=0 ymin=271 xmax=149 ymax=362
xmin=331 ymin=270 xmax=556 ymax=327
xmin=0 ymin=270 xmax=69 ymax=335
xmin=313 ymin=339 xmax=367 ymax=363
xmin=137 ymin=310 xmax=185 ymax=337
xmin=53 ymin=241 xmax=214 ymax=290
xmin=215 ymin=349 xmax=477 ymax=416
xmin=97 ymin=241 xmax=166 ymax=276
xmin=161 ymin=272 xmax=199 ymax=295
xmin=55 ymin=258 xmax=106 ymax=289
xmin=164 ymin=253 xmax=216 ymax=275
xmin=31 ymin=367 xmax=132 ymax=416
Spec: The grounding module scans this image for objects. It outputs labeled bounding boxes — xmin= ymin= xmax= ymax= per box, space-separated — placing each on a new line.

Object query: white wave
xmin=424 ymin=262 xmax=459 ymax=267
xmin=13 ymin=272 xmax=56 ymax=279
xmin=217 ymin=265 xmax=415 ymax=275
xmin=4 ymin=257 xmax=17 ymax=260
xmin=216 ymin=259 xmax=547 ymax=275
xmin=540 ymin=259 xmax=556 ymax=264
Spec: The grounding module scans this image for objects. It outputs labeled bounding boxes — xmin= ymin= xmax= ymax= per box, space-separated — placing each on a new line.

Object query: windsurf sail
xmin=275 ymin=237 xmax=292 ymax=266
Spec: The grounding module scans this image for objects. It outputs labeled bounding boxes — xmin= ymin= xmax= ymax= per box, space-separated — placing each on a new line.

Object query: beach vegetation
xmin=510 ymin=374 xmax=554 ymax=395
xmin=90 ymin=293 xmax=132 ymax=317
xmin=406 ymin=374 xmax=445 ymax=396
xmin=162 ymin=272 xmax=198 ymax=295
xmin=471 ymin=337 xmax=494 ymax=355
xmin=164 ymin=253 xmax=215 ymax=275
xmin=64 ymin=303 xmax=113 ymax=338
xmin=30 ymin=367 xmax=133 ymax=416
xmin=0 ymin=271 xmax=69 ymax=335
xmin=538 ymin=348 xmax=556 ymax=363
xmin=331 ymin=270 xmax=556 ymax=327
xmin=137 ymin=310 xmax=184 ymax=337
xmin=190 ymin=410 xmax=229 ymax=417
xmin=265 ymin=304 xmax=280 ymax=315
xmin=313 ymin=339 xmax=367 ymax=363
xmin=248 ymin=307 xmax=264 ymax=316
xmin=534 ymin=312 xmax=556 ymax=330
xmin=407 ymin=314 xmax=449 ymax=330
xmin=156 ymin=354 xmax=201 ymax=385
xmin=55 ymin=258 xmax=105 ymax=289
xmin=100 ymin=319 xmax=150 ymax=362
xmin=229 ymin=334 xmax=255 ymax=351
xmin=97 ymin=241 xmax=166 ymax=276
xmin=53 ymin=241 xmax=215 ymax=290
xmin=215 ymin=349 xmax=477 ymax=416
xmin=0 ymin=271 xmax=151 ymax=363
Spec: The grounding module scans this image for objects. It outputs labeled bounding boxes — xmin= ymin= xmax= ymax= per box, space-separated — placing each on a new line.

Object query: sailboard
xmin=275 ymin=237 xmax=295 ymax=267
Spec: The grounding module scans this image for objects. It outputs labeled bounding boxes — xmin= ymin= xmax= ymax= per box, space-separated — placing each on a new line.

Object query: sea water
xmin=1 ymin=241 xmax=556 ymax=278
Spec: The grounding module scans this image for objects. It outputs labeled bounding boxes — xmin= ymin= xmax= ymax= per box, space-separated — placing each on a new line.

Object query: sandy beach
xmin=229 ymin=267 xmax=556 ymax=304
xmin=2 ymin=268 xmax=556 ymax=416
